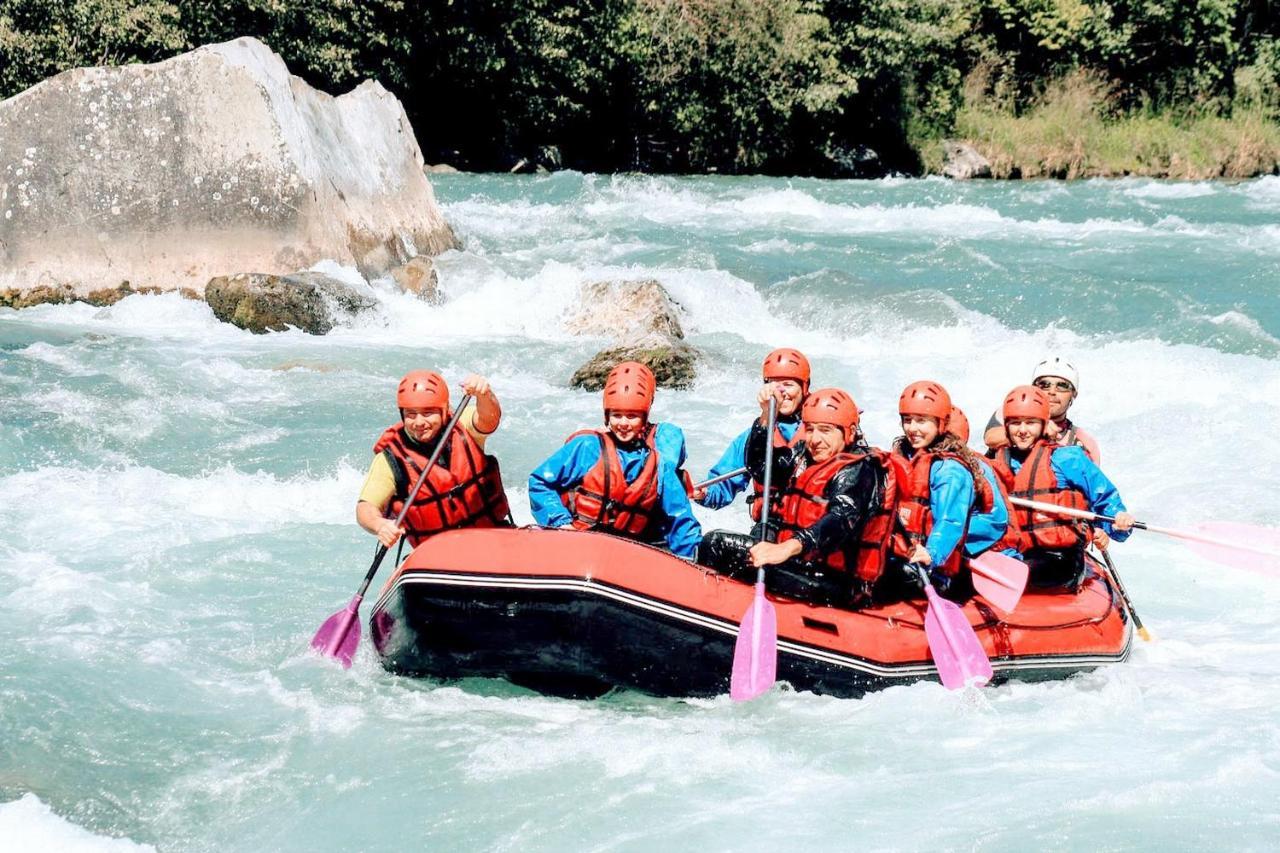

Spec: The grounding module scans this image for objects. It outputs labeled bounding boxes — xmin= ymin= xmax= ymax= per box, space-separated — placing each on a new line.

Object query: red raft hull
xmin=369 ymin=528 xmax=1132 ymax=699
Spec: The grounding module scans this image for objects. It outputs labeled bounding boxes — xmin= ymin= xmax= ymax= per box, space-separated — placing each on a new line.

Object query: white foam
xmin=0 ymin=794 xmax=154 ymax=852
xmin=1122 ymin=180 xmax=1218 ymax=200
xmin=0 ymin=463 xmax=363 ymax=553
xmin=1240 ymin=174 xmax=1280 ymax=208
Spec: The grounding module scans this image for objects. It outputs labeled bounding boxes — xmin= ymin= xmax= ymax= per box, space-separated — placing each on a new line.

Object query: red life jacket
xmin=563 ymin=427 xmax=661 ymax=538
xmin=747 ymin=421 xmax=805 ymax=521
xmin=976 ymin=456 xmax=1029 ymax=554
xmin=990 ymin=442 xmax=1091 ymax=550
xmin=775 ymin=448 xmax=902 ymax=584
xmin=890 ymin=447 xmax=994 ymax=577
xmin=374 ymin=423 xmax=511 ymax=547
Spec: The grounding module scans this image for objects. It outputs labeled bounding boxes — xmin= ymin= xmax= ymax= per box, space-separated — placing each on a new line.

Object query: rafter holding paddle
xmin=311 ymin=394 xmax=474 ymax=668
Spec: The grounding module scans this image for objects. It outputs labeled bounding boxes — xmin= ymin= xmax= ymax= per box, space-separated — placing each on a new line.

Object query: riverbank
xmin=918 ymin=73 xmax=1280 ymax=180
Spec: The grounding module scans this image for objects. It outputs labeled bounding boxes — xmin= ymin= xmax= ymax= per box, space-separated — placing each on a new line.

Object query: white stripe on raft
xmin=376 ymin=571 xmax=1132 ymax=679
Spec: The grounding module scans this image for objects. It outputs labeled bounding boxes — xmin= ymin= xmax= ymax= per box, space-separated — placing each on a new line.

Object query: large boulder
xmin=565 ymin=280 xmax=698 ymax=390
xmin=942 ymin=141 xmax=993 ymax=180
xmin=0 ymin=38 xmax=459 ymax=300
xmin=205 ymin=271 xmax=376 ymax=334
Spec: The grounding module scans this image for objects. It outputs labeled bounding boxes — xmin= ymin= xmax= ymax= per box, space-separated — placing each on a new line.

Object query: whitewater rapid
xmin=3 ymin=174 xmax=1279 ymax=850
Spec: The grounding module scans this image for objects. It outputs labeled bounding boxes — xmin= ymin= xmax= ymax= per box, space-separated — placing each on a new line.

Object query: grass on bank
xmin=920 ymin=70 xmax=1280 ymax=179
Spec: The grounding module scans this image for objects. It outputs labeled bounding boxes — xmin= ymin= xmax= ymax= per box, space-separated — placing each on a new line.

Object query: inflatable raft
xmin=369 ymin=528 xmax=1132 ymax=698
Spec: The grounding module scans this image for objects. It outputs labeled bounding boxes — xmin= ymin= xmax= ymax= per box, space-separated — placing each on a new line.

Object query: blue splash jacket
xmin=528 ymin=422 xmax=702 ymax=557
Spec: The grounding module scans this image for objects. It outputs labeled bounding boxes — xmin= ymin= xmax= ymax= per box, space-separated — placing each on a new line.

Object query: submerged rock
xmin=205 ymin=271 xmax=375 ymax=334
xmin=566 ymin=279 xmax=699 ymax=390
xmin=388 ymin=256 xmax=442 ymax=304
xmin=0 ymin=284 xmax=75 ymax=309
xmin=1 ymin=281 xmax=202 ymax=309
xmin=0 ymin=37 xmax=458 ymax=302
xmin=942 ymin=141 xmax=993 ymax=180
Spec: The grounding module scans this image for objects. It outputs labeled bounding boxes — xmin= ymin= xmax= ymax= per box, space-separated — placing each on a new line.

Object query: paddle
xmin=730 ymin=397 xmax=778 ymax=701
xmin=910 ymin=563 xmax=993 ymax=690
xmin=1009 ymin=497 xmax=1280 ymax=576
xmin=1095 ymin=547 xmax=1153 ymax=642
xmin=969 ymin=551 xmax=1029 ymax=615
xmin=310 ymin=394 xmax=473 ymax=668
xmin=693 ymin=466 xmax=749 ymax=491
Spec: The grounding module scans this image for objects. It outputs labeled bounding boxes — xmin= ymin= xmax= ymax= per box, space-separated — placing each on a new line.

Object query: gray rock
xmin=563 ymin=279 xmax=686 ymax=341
xmin=388 ymin=256 xmax=442 ymax=304
xmin=942 ymin=141 xmax=992 ymax=180
xmin=565 ymin=279 xmax=699 ymax=390
xmin=823 ymin=143 xmax=883 ymax=178
xmin=425 ymin=163 xmax=459 ymax=174
xmin=0 ymin=37 xmax=459 ymax=302
xmin=570 ymin=340 xmax=699 ymax=392
xmin=205 ymin=271 xmax=376 ymax=334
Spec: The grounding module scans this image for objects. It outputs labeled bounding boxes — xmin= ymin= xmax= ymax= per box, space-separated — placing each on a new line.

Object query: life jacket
xmin=890 ymin=447 xmax=994 ymax=577
xmin=990 ymin=442 xmax=1091 ymax=550
xmin=1059 ymin=419 xmax=1100 ymax=464
xmin=746 ymin=420 xmax=805 ymax=521
xmin=374 ymin=423 xmax=511 ymax=548
xmin=562 ymin=427 xmax=662 ymax=539
xmin=774 ymin=448 xmax=903 ymax=584
xmin=975 ymin=456 xmax=1029 ymax=554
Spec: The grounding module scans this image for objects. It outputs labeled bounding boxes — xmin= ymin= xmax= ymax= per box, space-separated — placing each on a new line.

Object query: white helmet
xmin=1031 ymin=356 xmax=1079 ymax=391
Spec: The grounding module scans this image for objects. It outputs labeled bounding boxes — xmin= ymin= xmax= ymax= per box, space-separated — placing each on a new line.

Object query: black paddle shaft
xmin=353 ymin=394 xmax=474 ymax=600
xmin=1098 ymin=547 xmax=1147 ymax=636
xmin=753 ymin=396 xmax=779 ymax=584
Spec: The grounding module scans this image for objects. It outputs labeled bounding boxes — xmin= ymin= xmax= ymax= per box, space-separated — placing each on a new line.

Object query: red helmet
xmin=899 ymin=380 xmax=952 ymax=427
xmin=1003 ymin=385 xmax=1050 ymax=422
xmin=397 ymin=370 xmax=449 ymax=411
xmin=603 ymin=361 xmax=655 ymax=414
xmin=762 ymin=347 xmax=811 ymax=389
xmin=949 ymin=406 xmax=970 ymax=444
xmin=801 ymin=387 xmax=859 ymax=443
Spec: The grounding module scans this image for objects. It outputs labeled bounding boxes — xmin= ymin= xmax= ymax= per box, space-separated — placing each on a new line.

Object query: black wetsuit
xmin=697 ymin=420 xmax=883 ymax=608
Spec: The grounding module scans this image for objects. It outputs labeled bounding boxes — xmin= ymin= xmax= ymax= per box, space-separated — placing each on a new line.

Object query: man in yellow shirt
xmin=356 ymin=371 xmax=511 ymax=549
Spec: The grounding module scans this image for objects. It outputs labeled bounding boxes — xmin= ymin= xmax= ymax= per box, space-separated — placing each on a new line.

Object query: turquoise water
xmin=3 ymin=174 xmax=1280 ymax=850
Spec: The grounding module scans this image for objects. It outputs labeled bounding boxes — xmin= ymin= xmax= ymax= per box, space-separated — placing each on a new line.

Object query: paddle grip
xmin=693 ymin=466 xmax=749 ymax=491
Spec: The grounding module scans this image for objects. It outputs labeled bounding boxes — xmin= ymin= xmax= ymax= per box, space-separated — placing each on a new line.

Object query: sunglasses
xmin=1034 ymin=379 xmax=1075 ymax=392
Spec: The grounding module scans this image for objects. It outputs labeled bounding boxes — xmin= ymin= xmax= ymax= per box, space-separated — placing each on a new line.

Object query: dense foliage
xmin=1 ymin=0 xmax=1277 ymax=174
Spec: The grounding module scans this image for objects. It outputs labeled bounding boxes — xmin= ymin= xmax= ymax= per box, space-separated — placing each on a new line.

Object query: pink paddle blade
xmin=922 ymin=586 xmax=992 ymax=690
xmin=970 ymin=552 xmax=1029 ymax=615
xmin=1186 ymin=522 xmax=1280 ymax=578
xmin=310 ymin=598 xmax=361 ymax=668
xmin=730 ymin=582 xmax=778 ymax=701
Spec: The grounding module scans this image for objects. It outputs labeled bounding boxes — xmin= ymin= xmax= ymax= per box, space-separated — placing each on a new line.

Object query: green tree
xmin=0 ymin=0 xmax=186 ymax=97
xmin=621 ymin=0 xmax=854 ymax=172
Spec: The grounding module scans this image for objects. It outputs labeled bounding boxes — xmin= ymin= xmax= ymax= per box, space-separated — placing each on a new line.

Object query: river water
xmin=3 ymin=174 xmax=1279 ymax=850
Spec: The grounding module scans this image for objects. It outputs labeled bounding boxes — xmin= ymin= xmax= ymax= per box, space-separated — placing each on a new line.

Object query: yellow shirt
xmin=357 ymin=404 xmax=490 ymax=511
